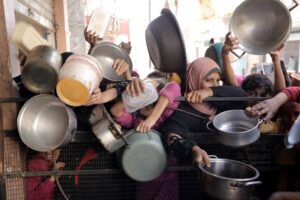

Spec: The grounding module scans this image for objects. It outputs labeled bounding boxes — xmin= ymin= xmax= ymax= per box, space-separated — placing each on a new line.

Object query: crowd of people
xmin=17 ymin=24 xmax=300 ymax=200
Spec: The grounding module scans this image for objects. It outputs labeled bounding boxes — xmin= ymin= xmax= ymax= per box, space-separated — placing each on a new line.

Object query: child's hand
xmin=136 ymin=118 xmax=156 ymax=133
xmin=85 ymin=88 xmax=102 ymax=106
xmin=112 ymin=59 xmax=130 ymax=76
xmin=126 ymin=78 xmax=145 ymax=97
xmin=185 ymin=88 xmax=213 ymax=103
xmin=222 ymin=32 xmax=239 ymax=55
xmin=270 ymin=44 xmax=284 ymax=62
xmin=84 ymin=27 xmax=102 ymax=47
xmin=54 ymin=162 xmax=66 ymax=171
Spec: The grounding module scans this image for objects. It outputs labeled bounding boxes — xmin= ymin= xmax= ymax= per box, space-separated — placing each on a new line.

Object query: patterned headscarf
xmin=186 ymin=57 xmax=220 ymax=115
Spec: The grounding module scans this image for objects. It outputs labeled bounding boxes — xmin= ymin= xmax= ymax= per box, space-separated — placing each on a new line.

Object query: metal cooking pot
xmin=22 ymin=45 xmax=62 ymax=93
xmin=91 ymin=42 xmax=132 ymax=82
xmin=92 ymin=117 xmax=127 ymax=153
xmin=230 ymin=0 xmax=298 ymax=55
xmin=145 ymin=8 xmax=187 ymax=73
xmin=116 ymin=129 xmax=167 ymax=182
xmin=199 ymin=157 xmax=261 ymax=200
xmin=17 ymin=94 xmax=77 ymax=152
xmin=207 ymin=110 xmax=262 ymax=147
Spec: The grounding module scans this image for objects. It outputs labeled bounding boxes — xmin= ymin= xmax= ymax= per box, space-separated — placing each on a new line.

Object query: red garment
xmin=282 ymin=86 xmax=300 ymax=102
xmin=26 ymin=155 xmax=56 ymax=200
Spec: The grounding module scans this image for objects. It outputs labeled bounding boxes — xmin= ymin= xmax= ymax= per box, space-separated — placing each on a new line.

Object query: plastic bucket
xmin=56 ymin=54 xmax=103 ymax=106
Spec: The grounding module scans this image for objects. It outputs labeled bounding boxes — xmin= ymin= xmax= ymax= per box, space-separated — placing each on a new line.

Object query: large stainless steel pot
xmin=230 ymin=0 xmax=298 ymax=55
xmin=199 ymin=158 xmax=261 ymax=200
xmin=22 ymin=45 xmax=62 ymax=93
xmin=145 ymin=8 xmax=187 ymax=73
xmin=17 ymin=94 xmax=77 ymax=152
xmin=116 ymin=130 xmax=167 ymax=182
xmin=207 ymin=110 xmax=262 ymax=147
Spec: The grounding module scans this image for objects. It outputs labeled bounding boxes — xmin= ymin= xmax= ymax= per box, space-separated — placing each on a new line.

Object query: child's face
xmin=139 ymin=104 xmax=154 ymax=117
xmin=247 ymin=87 xmax=270 ymax=97
xmin=200 ymin=72 xmax=221 ymax=89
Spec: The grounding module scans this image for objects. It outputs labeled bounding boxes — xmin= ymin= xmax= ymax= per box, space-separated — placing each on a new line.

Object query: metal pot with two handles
xmin=230 ymin=0 xmax=298 ymax=55
xmin=22 ymin=45 xmax=62 ymax=93
xmin=206 ymin=110 xmax=263 ymax=148
xmin=17 ymin=94 xmax=77 ymax=152
xmin=92 ymin=105 xmax=129 ymax=153
xmin=199 ymin=156 xmax=261 ymax=200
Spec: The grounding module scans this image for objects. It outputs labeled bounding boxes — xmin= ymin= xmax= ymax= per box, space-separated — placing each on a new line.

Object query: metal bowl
xmin=91 ymin=42 xmax=132 ymax=82
xmin=17 ymin=94 xmax=77 ymax=152
xmin=145 ymin=8 xmax=187 ymax=73
xmin=230 ymin=0 xmax=292 ymax=55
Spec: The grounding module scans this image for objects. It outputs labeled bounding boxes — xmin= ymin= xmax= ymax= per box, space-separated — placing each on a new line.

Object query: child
xmin=26 ymin=149 xmax=65 ymax=200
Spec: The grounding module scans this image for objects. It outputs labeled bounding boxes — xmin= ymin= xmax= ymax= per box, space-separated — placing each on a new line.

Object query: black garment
xmin=160 ymin=85 xmax=247 ymax=160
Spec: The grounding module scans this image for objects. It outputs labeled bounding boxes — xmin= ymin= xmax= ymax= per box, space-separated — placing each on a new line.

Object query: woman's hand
xmin=222 ymin=32 xmax=239 ymax=55
xmin=50 ymin=162 xmax=65 ymax=181
xmin=136 ymin=117 xmax=156 ymax=133
xmin=186 ymin=88 xmax=213 ymax=103
xmin=270 ymin=44 xmax=284 ymax=62
xmin=85 ymin=88 xmax=102 ymax=106
xmin=192 ymin=146 xmax=211 ymax=168
xmin=84 ymin=27 xmax=102 ymax=47
xmin=126 ymin=78 xmax=145 ymax=97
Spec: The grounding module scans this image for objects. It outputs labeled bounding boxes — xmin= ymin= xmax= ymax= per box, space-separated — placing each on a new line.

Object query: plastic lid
xmin=122 ymin=79 xmax=158 ymax=113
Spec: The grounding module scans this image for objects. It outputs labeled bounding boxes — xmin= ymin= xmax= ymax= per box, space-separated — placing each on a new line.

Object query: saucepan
xmin=230 ymin=0 xmax=298 ymax=55
xmin=199 ymin=156 xmax=261 ymax=200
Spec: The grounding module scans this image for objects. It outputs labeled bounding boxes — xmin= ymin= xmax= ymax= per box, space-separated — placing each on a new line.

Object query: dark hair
xmin=241 ymin=73 xmax=274 ymax=96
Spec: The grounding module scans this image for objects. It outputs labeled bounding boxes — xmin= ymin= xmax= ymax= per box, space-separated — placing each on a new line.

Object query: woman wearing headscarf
xmin=160 ymin=57 xmax=248 ymax=167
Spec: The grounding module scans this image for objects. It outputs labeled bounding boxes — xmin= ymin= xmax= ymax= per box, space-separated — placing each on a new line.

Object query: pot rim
xmin=213 ymin=110 xmax=260 ymax=134
xmin=199 ymin=158 xmax=260 ymax=182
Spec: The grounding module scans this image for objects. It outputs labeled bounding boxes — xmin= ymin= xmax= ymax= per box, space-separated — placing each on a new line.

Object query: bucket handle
xmin=229 ymin=49 xmax=246 ymax=59
xmin=230 ymin=181 xmax=262 ymax=187
xmin=288 ymin=0 xmax=298 ymax=11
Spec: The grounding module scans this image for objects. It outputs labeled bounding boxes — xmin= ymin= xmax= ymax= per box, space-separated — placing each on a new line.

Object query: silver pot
xmin=199 ymin=158 xmax=261 ymax=200
xmin=17 ymin=94 xmax=77 ymax=152
xmin=22 ymin=45 xmax=62 ymax=93
xmin=207 ymin=110 xmax=262 ymax=147
xmin=230 ymin=0 xmax=298 ymax=55
xmin=92 ymin=117 xmax=127 ymax=153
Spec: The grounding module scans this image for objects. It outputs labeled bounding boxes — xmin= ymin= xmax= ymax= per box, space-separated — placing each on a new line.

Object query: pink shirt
xmin=115 ymin=82 xmax=181 ymax=130
xmin=26 ymin=155 xmax=56 ymax=200
xmin=282 ymin=86 xmax=300 ymax=102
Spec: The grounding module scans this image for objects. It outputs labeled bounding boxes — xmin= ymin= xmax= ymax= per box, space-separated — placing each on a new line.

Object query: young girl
xmin=160 ymin=57 xmax=247 ymax=168
xmin=110 ymin=74 xmax=181 ymax=200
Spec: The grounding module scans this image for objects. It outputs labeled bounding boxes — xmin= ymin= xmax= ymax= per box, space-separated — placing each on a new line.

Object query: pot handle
xmin=230 ymin=181 xmax=262 ymax=187
xmin=229 ymin=49 xmax=246 ymax=59
xmin=206 ymin=121 xmax=217 ymax=132
xmin=288 ymin=0 xmax=298 ymax=11
xmin=208 ymin=155 xmax=217 ymax=159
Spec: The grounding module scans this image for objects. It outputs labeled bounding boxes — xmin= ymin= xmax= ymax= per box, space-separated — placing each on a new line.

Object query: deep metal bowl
xmin=230 ymin=0 xmax=292 ymax=55
xmin=17 ymin=94 xmax=77 ymax=152
xmin=91 ymin=42 xmax=132 ymax=82
xmin=145 ymin=8 xmax=187 ymax=73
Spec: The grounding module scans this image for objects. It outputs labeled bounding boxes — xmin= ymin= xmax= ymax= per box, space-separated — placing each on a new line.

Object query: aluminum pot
xmin=56 ymin=54 xmax=103 ymax=106
xmin=199 ymin=158 xmax=261 ymax=200
xmin=206 ymin=110 xmax=262 ymax=147
xmin=92 ymin=117 xmax=127 ymax=153
xmin=22 ymin=45 xmax=62 ymax=93
xmin=116 ymin=129 xmax=167 ymax=182
xmin=17 ymin=94 xmax=77 ymax=152
xmin=230 ymin=0 xmax=298 ymax=55
xmin=145 ymin=8 xmax=187 ymax=73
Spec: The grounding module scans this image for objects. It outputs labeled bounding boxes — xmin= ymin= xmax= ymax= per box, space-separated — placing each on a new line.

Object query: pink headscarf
xmin=186 ymin=57 xmax=220 ymax=116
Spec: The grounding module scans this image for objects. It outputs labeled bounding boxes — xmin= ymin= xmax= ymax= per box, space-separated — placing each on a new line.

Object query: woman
xmin=160 ymin=57 xmax=247 ymax=167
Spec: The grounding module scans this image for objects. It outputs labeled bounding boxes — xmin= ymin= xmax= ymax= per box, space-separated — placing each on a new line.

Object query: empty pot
xmin=230 ymin=0 xmax=298 ymax=55
xmin=17 ymin=94 xmax=77 ymax=152
xmin=22 ymin=45 xmax=62 ymax=93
